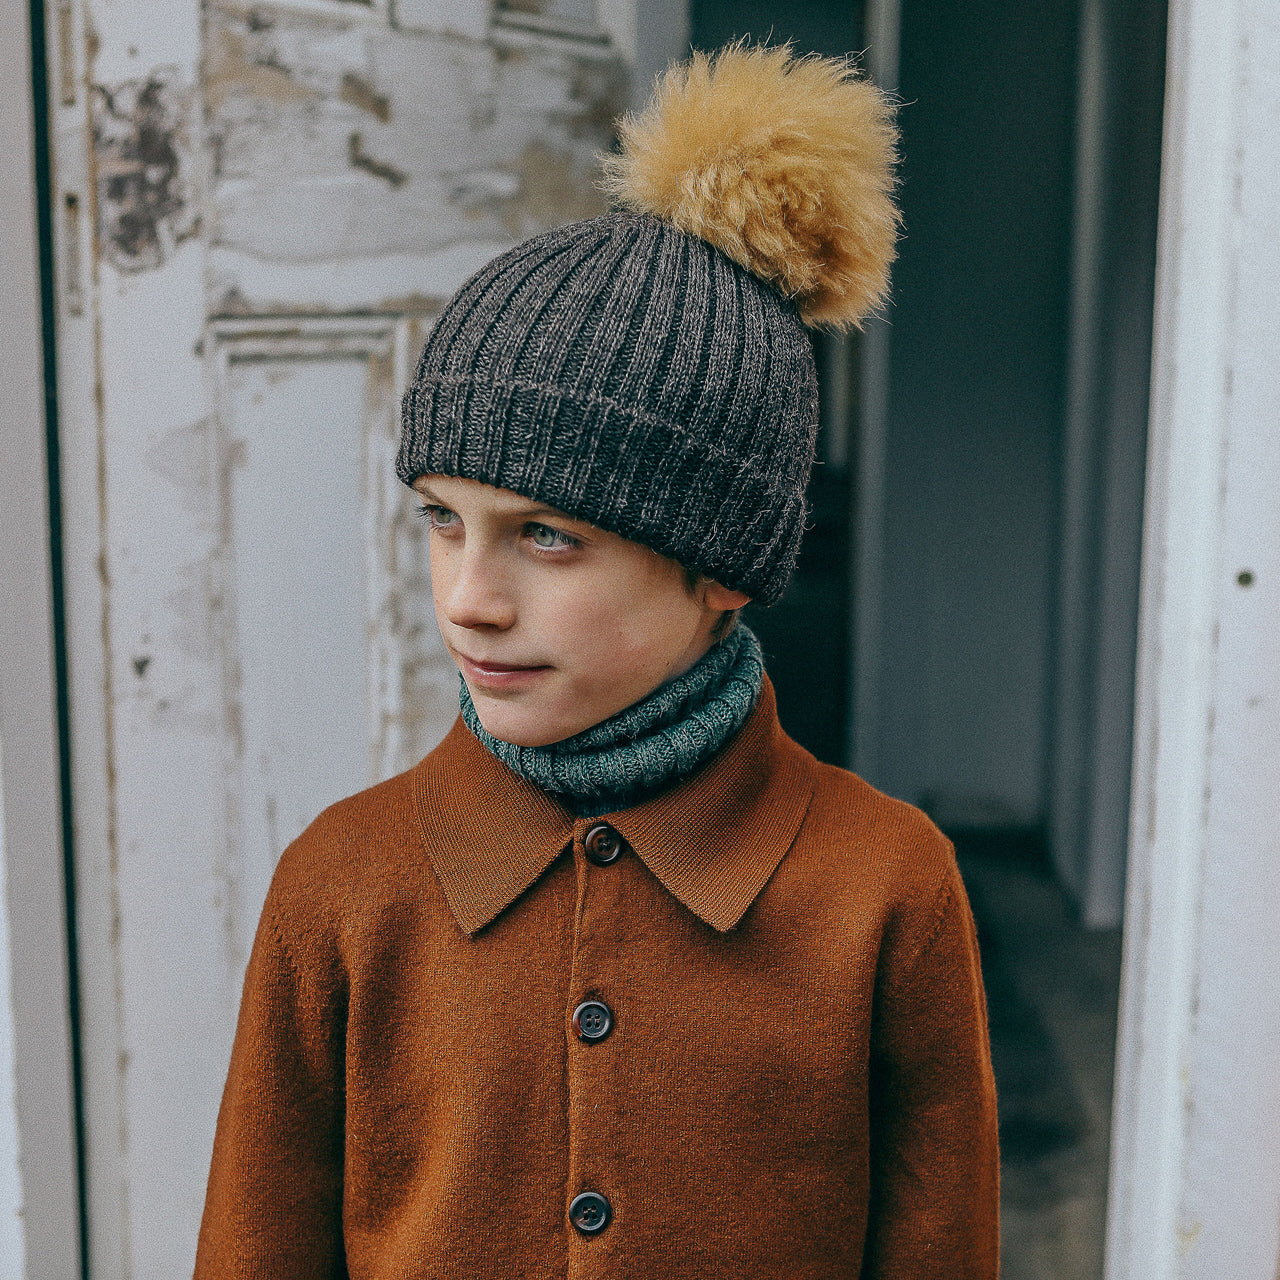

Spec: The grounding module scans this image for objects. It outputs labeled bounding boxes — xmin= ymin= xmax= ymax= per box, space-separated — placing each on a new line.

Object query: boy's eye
xmin=418 ymin=504 xmax=461 ymax=529
xmin=528 ymin=522 xmax=576 ymax=551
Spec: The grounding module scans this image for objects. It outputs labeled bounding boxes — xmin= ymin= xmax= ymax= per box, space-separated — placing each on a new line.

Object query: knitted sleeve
xmin=861 ymin=853 xmax=1000 ymax=1279
xmin=194 ymin=871 xmax=348 ymax=1279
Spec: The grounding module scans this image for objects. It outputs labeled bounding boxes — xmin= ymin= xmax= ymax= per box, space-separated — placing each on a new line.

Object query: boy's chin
xmin=470 ymin=698 xmax=574 ymax=749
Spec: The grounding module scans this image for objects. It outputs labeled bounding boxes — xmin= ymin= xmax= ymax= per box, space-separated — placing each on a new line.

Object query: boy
xmin=196 ymin=44 xmax=999 ymax=1278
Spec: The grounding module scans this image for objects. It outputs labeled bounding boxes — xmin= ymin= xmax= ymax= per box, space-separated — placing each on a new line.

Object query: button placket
xmin=565 ymin=820 xmax=632 ymax=1248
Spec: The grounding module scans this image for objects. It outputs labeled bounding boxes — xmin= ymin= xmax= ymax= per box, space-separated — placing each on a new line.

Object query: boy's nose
xmin=441 ymin=552 xmax=516 ymax=631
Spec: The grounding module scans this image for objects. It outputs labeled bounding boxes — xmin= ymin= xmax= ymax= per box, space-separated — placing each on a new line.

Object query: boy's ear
xmin=700 ymin=579 xmax=752 ymax=611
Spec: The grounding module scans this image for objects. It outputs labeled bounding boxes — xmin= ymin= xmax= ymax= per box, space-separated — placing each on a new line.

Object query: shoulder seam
xmin=897 ymin=860 xmax=957 ymax=979
xmin=266 ymin=894 xmax=303 ymax=989
xmin=264 ymin=895 xmax=344 ymax=1100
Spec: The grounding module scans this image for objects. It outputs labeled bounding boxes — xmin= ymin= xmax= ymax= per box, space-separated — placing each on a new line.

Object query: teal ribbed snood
xmin=459 ymin=623 xmax=765 ymax=818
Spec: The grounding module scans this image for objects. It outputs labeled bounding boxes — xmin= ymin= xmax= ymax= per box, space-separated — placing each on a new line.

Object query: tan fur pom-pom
xmin=601 ymin=43 xmax=900 ymax=329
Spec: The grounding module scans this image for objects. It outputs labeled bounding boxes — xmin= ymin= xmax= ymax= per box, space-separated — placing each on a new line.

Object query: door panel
xmin=210 ymin=317 xmax=452 ymax=970
xmin=47 ymin=1 xmax=627 ymax=1272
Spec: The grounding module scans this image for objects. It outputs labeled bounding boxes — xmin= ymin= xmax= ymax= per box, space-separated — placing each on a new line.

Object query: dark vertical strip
xmin=690 ymin=0 xmax=864 ymax=764
xmin=27 ymin=0 xmax=91 ymax=1273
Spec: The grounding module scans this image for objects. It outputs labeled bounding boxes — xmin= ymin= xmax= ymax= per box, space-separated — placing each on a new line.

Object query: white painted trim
xmin=595 ymin=0 xmax=637 ymax=62
xmin=1105 ymin=0 xmax=1242 ymax=1272
xmin=488 ymin=16 xmax=617 ymax=59
xmin=862 ymin=0 xmax=900 ymax=90
xmin=0 ymin=0 xmax=83 ymax=1275
xmin=849 ymin=0 xmax=898 ymax=780
xmin=255 ymin=0 xmax=390 ymax=22
xmin=630 ymin=0 xmax=689 ymax=108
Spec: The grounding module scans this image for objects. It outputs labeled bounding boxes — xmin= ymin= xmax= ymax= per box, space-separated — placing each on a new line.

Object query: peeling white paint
xmin=91 ymin=68 xmax=197 ymax=271
xmin=51 ymin=0 xmax=633 ymax=1274
xmin=0 ymin=759 xmax=27 ymax=1280
xmin=205 ymin=5 xmax=620 ymax=290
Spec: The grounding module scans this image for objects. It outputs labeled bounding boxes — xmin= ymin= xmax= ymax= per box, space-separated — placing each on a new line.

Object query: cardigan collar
xmin=412 ymin=676 xmax=817 ymax=936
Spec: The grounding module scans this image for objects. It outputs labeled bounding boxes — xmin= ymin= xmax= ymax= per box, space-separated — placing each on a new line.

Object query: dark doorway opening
xmin=685 ymin=0 xmax=1167 ymax=1273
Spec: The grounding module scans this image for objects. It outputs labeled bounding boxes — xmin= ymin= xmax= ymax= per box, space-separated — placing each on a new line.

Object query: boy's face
xmin=413 ymin=474 xmax=750 ymax=747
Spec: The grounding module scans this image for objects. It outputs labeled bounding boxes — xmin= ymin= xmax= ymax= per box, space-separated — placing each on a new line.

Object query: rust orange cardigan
xmin=195 ymin=678 xmax=999 ymax=1278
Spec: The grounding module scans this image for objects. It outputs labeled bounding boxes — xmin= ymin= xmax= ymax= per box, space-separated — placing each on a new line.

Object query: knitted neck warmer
xmin=460 ymin=623 xmax=765 ymax=818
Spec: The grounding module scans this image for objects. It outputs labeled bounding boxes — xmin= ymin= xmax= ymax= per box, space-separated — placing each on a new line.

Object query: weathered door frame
xmin=0 ymin=0 xmax=82 ymax=1274
xmin=37 ymin=2 xmax=653 ymax=1276
xmin=1104 ymin=0 xmax=1280 ymax=1273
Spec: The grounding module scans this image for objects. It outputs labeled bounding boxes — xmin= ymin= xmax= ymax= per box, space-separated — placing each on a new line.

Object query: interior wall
xmin=690 ymin=0 xmax=860 ymax=55
xmin=873 ymin=0 xmax=1080 ymax=827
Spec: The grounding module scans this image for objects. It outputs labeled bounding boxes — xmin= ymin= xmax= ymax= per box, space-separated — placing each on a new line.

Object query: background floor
xmin=954 ymin=831 xmax=1124 ymax=1280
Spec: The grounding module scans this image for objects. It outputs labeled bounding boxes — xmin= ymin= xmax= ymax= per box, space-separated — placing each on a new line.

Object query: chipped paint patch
xmin=1177 ymin=1218 xmax=1203 ymax=1253
xmin=340 ymin=71 xmax=390 ymax=121
xmin=204 ymin=22 xmax=319 ymax=112
xmin=500 ymin=140 xmax=607 ymax=238
xmin=348 ymin=132 xmax=408 ymax=186
xmin=91 ymin=69 xmax=197 ymax=272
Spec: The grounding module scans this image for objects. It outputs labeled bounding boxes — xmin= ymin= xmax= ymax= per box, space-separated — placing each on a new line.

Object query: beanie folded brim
xmin=399 ymin=371 xmax=804 ymax=606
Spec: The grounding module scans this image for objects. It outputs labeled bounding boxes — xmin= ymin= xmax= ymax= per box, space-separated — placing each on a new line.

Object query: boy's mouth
xmin=455 ymin=652 xmax=553 ymax=689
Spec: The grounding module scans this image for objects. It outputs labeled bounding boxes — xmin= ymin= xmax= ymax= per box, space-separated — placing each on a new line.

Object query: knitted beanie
xmin=398 ymin=44 xmax=899 ymax=605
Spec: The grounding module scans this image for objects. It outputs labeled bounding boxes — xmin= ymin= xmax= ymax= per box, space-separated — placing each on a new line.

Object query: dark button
xmin=583 ymin=822 xmax=626 ymax=866
xmin=568 ymin=1190 xmax=612 ymax=1235
xmin=572 ymin=998 xmax=614 ymax=1043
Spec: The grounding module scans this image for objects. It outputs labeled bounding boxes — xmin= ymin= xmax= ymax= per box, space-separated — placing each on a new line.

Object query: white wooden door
xmin=44 ymin=1 xmax=632 ymax=1273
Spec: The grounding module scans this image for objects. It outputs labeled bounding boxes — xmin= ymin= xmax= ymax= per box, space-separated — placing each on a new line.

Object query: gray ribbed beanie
xmin=399 ymin=212 xmax=816 ymax=604
xmin=398 ymin=44 xmax=899 ymax=606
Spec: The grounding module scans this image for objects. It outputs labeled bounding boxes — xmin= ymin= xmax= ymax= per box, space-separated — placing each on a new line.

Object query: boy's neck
xmin=460 ymin=622 xmax=765 ymax=818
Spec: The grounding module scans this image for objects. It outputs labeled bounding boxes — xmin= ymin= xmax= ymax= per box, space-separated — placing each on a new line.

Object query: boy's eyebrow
xmin=415 ymin=482 xmax=586 ymax=527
